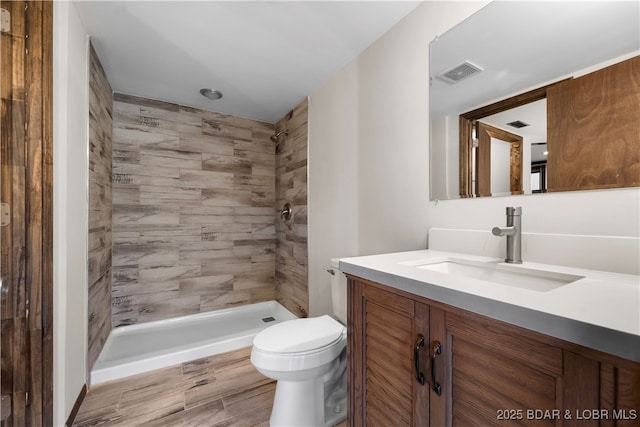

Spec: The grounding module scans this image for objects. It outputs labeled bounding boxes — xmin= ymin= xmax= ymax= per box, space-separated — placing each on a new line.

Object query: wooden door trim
xmin=41 ymin=2 xmax=54 ymax=423
xmin=0 ymin=0 xmax=53 ymax=424
xmin=476 ymin=122 xmax=523 ymax=197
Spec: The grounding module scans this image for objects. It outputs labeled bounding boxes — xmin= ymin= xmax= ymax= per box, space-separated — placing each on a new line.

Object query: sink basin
xmin=416 ymin=259 xmax=584 ymax=292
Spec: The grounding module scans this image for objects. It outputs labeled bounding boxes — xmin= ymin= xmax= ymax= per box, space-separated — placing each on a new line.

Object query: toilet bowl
xmin=251 ymin=259 xmax=347 ymax=427
xmin=251 ymin=316 xmax=347 ymax=426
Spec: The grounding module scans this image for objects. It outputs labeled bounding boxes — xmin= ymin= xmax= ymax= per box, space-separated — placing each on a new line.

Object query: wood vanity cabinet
xmin=347 ymin=275 xmax=640 ymax=427
xmin=347 ymin=274 xmax=430 ymax=426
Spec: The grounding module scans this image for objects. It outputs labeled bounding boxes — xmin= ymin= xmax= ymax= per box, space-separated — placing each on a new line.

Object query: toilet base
xmin=323 ymin=366 xmax=347 ymax=426
xmin=270 ymin=377 xmax=325 ymax=426
xmin=269 ymin=357 xmax=347 ymax=427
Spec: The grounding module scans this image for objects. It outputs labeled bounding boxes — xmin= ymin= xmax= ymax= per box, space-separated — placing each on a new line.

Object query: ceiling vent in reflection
xmin=437 ymin=61 xmax=483 ymax=84
xmin=507 ymin=120 xmax=530 ymax=129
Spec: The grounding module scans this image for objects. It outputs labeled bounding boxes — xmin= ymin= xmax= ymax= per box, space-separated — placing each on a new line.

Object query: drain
xmin=262 ymin=316 xmax=276 ymax=323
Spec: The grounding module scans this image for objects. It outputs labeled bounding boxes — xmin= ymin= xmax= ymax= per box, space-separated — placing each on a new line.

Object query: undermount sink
xmin=414 ymin=259 xmax=584 ymax=292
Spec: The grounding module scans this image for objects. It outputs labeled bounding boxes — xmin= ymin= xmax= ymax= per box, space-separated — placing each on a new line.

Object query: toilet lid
xmin=254 ymin=315 xmax=345 ymax=353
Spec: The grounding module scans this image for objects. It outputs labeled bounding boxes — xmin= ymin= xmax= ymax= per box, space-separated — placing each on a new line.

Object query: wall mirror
xmin=429 ymin=1 xmax=640 ymax=200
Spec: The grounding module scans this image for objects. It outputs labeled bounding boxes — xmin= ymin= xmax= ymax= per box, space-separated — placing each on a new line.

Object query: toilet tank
xmin=330 ymin=258 xmax=347 ymax=324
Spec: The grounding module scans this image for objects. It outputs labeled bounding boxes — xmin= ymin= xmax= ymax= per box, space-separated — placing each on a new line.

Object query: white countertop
xmin=339 ymin=249 xmax=640 ymax=362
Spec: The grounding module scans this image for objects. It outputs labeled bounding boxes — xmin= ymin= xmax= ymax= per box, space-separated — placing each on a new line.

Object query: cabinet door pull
xmin=414 ymin=335 xmax=425 ymax=385
xmin=431 ymin=340 xmax=442 ymax=395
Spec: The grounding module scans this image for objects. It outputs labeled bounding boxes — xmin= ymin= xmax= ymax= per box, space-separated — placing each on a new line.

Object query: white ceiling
xmin=75 ymin=1 xmax=422 ymax=123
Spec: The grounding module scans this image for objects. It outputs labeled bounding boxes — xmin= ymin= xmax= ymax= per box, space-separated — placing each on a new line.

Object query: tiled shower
xmin=86 ymin=42 xmax=309 ymax=375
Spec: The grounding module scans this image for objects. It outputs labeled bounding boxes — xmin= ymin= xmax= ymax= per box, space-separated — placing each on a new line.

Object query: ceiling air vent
xmin=507 ymin=120 xmax=530 ymax=129
xmin=437 ymin=61 xmax=483 ymax=84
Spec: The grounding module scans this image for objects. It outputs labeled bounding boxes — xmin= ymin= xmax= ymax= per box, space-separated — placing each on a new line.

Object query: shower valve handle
xmin=280 ymin=203 xmax=292 ymax=221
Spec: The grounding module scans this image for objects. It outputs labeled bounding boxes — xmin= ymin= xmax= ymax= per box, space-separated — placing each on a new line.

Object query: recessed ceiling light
xmin=200 ymin=88 xmax=223 ymax=100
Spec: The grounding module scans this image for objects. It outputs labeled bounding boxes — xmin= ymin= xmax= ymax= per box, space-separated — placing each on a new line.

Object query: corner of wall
xmin=86 ymin=39 xmax=114 ymax=378
xmin=52 ymin=0 xmax=90 ymax=424
xmin=275 ymin=98 xmax=310 ymax=317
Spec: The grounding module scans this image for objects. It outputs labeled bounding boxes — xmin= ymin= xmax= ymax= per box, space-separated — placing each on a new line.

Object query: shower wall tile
xmin=88 ymin=43 xmax=114 ymax=375
xmin=275 ymin=98 xmax=309 ymax=317
xmin=112 ymin=93 xmax=276 ymax=327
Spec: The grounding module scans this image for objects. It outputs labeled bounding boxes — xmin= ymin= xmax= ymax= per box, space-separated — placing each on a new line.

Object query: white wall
xmin=308 ymin=0 xmax=639 ymax=316
xmin=308 ymin=2 xmax=487 ymax=316
xmin=430 ymin=115 xmax=459 ymax=201
xmin=53 ymin=1 xmax=89 ymax=424
xmin=308 ymin=70 xmax=360 ymax=316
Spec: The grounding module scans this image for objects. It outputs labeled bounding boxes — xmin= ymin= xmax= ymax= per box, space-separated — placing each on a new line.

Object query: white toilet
xmin=251 ymin=259 xmax=347 ymax=427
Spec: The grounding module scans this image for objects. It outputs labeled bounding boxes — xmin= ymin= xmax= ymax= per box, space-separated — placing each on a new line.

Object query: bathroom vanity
xmin=341 ymin=250 xmax=640 ymax=426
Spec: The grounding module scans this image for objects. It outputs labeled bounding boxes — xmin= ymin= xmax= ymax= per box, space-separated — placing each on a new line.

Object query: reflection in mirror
xmin=458 ymin=84 xmax=548 ymax=198
xmin=473 ymin=121 xmax=523 ymax=197
xmin=491 ymin=137 xmax=511 ymax=196
xmin=479 ymin=99 xmax=545 ymax=196
xmin=429 ymin=1 xmax=640 ymax=201
xmin=531 ymin=143 xmax=547 ymax=193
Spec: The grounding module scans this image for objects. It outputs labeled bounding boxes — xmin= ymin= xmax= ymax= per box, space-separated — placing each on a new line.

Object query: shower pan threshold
xmin=91 ymin=300 xmax=297 ymax=384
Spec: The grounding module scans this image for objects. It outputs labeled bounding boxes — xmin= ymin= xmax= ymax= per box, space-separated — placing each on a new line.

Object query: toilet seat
xmin=253 ymin=315 xmax=345 ymax=353
xmin=252 ymin=315 xmax=347 ymax=372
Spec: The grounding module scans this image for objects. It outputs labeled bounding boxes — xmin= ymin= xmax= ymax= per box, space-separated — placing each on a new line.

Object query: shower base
xmin=91 ymin=300 xmax=297 ymax=384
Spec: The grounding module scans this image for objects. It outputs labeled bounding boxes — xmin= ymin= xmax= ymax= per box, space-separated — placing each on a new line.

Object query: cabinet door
xmin=435 ymin=310 xmax=564 ymax=427
xmin=565 ymin=350 xmax=640 ymax=427
xmin=599 ymin=360 xmax=640 ymax=427
xmin=348 ymin=277 xmax=430 ymax=427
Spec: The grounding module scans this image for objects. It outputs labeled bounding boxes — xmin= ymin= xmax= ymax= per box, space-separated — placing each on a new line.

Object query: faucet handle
xmin=492 ymin=226 xmax=516 ymax=237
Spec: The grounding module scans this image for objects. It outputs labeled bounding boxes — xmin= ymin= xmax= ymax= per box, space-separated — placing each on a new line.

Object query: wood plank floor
xmin=74 ymin=346 xmax=349 ymax=427
xmin=74 ymin=346 xmax=275 ymax=426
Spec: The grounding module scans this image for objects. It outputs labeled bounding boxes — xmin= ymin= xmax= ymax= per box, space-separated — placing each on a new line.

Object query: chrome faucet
xmin=492 ymin=207 xmax=522 ymax=264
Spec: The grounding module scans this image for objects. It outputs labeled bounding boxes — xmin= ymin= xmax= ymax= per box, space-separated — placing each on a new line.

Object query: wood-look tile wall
xmin=111 ymin=93 xmax=276 ymax=326
xmin=87 ymin=43 xmax=113 ymax=373
xmin=275 ymin=99 xmax=309 ymax=317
